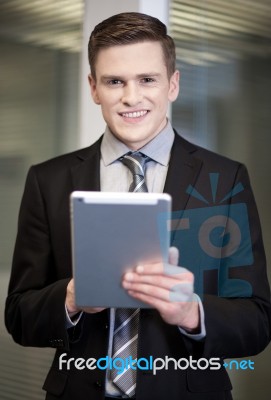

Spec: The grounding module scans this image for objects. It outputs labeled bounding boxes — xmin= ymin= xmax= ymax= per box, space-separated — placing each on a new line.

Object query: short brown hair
xmin=88 ymin=12 xmax=176 ymax=80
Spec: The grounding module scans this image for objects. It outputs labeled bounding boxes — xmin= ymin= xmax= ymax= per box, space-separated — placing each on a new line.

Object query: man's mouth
xmin=120 ymin=110 xmax=149 ymax=118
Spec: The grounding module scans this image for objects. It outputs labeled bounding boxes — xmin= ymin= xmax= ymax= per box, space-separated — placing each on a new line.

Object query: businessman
xmin=5 ymin=12 xmax=271 ymax=400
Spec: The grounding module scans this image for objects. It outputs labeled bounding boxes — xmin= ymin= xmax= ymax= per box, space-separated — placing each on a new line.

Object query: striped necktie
xmin=111 ymin=152 xmax=149 ymax=397
xmin=121 ymin=152 xmax=149 ymax=192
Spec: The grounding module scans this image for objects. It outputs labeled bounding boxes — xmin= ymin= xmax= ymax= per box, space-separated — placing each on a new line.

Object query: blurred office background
xmin=0 ymin=0 xmax=270 ymax=399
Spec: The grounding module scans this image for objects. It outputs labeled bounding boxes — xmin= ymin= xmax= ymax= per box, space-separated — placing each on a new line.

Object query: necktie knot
xmin=120 ymin=152 xmax=150 ymax=192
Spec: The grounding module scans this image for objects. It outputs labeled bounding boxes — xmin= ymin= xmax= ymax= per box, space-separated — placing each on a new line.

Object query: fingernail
xmin=124 ymin=272 xmax=133 ymax=281
xmin=136 ymin=265 xmax=144 ymax=273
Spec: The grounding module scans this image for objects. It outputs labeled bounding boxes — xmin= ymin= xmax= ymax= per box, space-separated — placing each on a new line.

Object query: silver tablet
xmin=70 ymin=191 xmax=171 ymax=308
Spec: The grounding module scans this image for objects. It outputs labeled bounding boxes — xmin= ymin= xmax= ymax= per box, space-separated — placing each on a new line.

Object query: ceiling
xmin=0 ymin=0 xmax=83 ymax=52
xmin=0 ymin=0 xmax=270 ymax=63
xmin=170 ymin=0 xmax=271 ymax=65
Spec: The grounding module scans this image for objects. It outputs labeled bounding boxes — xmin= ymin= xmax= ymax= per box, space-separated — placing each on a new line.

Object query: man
xmin=5 ymin=12 xmax=271 ymax=400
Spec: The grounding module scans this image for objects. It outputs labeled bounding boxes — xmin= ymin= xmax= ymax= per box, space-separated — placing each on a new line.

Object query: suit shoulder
xmin=175 ymin=132 xmax=243 ymax=170
xmin=31 ymin=137 xmax=102 ymax=174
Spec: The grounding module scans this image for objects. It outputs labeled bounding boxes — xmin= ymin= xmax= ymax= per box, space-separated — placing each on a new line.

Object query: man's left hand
xmin=122 ymin=247 xmax=200 ymax=332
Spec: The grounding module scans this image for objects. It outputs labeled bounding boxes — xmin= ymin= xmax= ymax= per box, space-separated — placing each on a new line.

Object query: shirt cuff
xmin=178 ymin=294 xmax=206 ymax=340
xmin=65 ymin=304 xmax=83 ymax=329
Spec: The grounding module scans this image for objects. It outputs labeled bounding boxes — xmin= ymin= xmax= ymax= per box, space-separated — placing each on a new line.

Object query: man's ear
xmin=168 ymin=70 xmax=180 ymax=103
xmin=88 ymin=74 xmax=100 ymax=104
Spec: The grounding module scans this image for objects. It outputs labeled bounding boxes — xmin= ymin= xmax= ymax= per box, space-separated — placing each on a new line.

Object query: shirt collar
xmin=101 ymin=121 xmax=175 ymax=167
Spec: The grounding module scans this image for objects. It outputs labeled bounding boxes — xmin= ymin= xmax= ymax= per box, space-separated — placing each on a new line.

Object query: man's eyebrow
xmin=136 ymin=73 xmax=161 ymax=78
xmin=101 ymin=75 xmax=122 ymax=81
xmin=100 ymin=73 xmax=161 ymax=81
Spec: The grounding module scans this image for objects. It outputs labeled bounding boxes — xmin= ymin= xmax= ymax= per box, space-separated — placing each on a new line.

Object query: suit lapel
xmin=164 ymin=132 xmax=203 ymax=213
xmin=70 ymin=138 xmax=102 ymax=192
xmin=70 ymin=132 xmax=203 ymax=209
xmin=70 ymin=132 xmax=203 ymax=233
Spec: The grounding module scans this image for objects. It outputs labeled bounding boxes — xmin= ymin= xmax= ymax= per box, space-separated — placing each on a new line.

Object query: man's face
xmin=89 ymin=41 xmax=179 ymax=150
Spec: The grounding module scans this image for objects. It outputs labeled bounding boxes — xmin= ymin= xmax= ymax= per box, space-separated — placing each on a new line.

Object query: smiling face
xmin=89 ymin=41 xmax=179 ymax=150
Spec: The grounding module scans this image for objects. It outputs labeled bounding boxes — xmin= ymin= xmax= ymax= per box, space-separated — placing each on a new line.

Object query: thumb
xmin=168 ymin=246 xmax=179 ymax=266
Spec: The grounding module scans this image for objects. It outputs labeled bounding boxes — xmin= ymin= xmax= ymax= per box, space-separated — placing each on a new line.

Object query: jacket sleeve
xmin=182 ymin=163 xmax=271 ymax=358
xmin=5 ymin=166 xmax=75 ymax=351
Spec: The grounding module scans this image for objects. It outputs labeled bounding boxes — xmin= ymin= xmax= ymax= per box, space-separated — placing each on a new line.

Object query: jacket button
xmin=57 ymin=339 xmax=64 ymax=347
xmin=49 ymin=339 xmax=64 ymax=348
xmin=94 ymin=380 xmax=102 ymax=388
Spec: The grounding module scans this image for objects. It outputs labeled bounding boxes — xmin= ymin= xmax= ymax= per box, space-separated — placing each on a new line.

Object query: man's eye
xmin=107 ymin=79 xmax=122 ymax=85
xmin=142 ymin=77 xmax=155 ymax=83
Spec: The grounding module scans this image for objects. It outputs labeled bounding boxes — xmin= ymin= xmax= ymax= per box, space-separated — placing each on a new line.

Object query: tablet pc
xmin=70 ymin=191 xmax=171 ymax=308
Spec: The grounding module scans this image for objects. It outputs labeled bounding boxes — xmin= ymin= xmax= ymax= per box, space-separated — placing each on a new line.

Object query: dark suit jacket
xmin=5 ymin=132 xmax=271 ymax=400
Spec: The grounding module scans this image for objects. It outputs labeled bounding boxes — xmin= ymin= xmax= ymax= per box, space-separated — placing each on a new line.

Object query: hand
xmin=122 ymin=247 xmax=200 ymax=332
xmin=66 ymin=278 xmax=105 ymax=315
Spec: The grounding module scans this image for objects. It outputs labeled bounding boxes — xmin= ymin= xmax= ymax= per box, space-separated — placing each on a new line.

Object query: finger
xmin=127 ymin=281 xmax=194 ymax=304
xmin=135 ymin=262 xmax=163 ymax=275
xmin=134 ymin=262 xmax=191 ymax=277
xmin=127 ymin=289 xmax=170 ymax=309
xmin=123 ymin=279 xmax=194 ymax=303
xmin=123 ymin=271 xmax=193 ymax=289
xmin=125 ymin=282 xmax=175 ymax=303
xmin=127 ymin=289 xmax=166 ymax=309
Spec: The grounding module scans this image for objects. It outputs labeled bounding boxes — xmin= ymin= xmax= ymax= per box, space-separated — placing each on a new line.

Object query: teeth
xmin=122 ymin=110 xmax=148 ymax=118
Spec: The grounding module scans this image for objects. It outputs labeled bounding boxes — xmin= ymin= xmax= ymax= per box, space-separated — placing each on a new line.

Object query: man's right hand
xmin=66 ymin=279 xmax=106 ymax=316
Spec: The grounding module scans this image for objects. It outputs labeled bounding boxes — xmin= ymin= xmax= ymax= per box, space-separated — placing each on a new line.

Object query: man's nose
xmin=121 ymin=82 xmax=142 ymax=106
